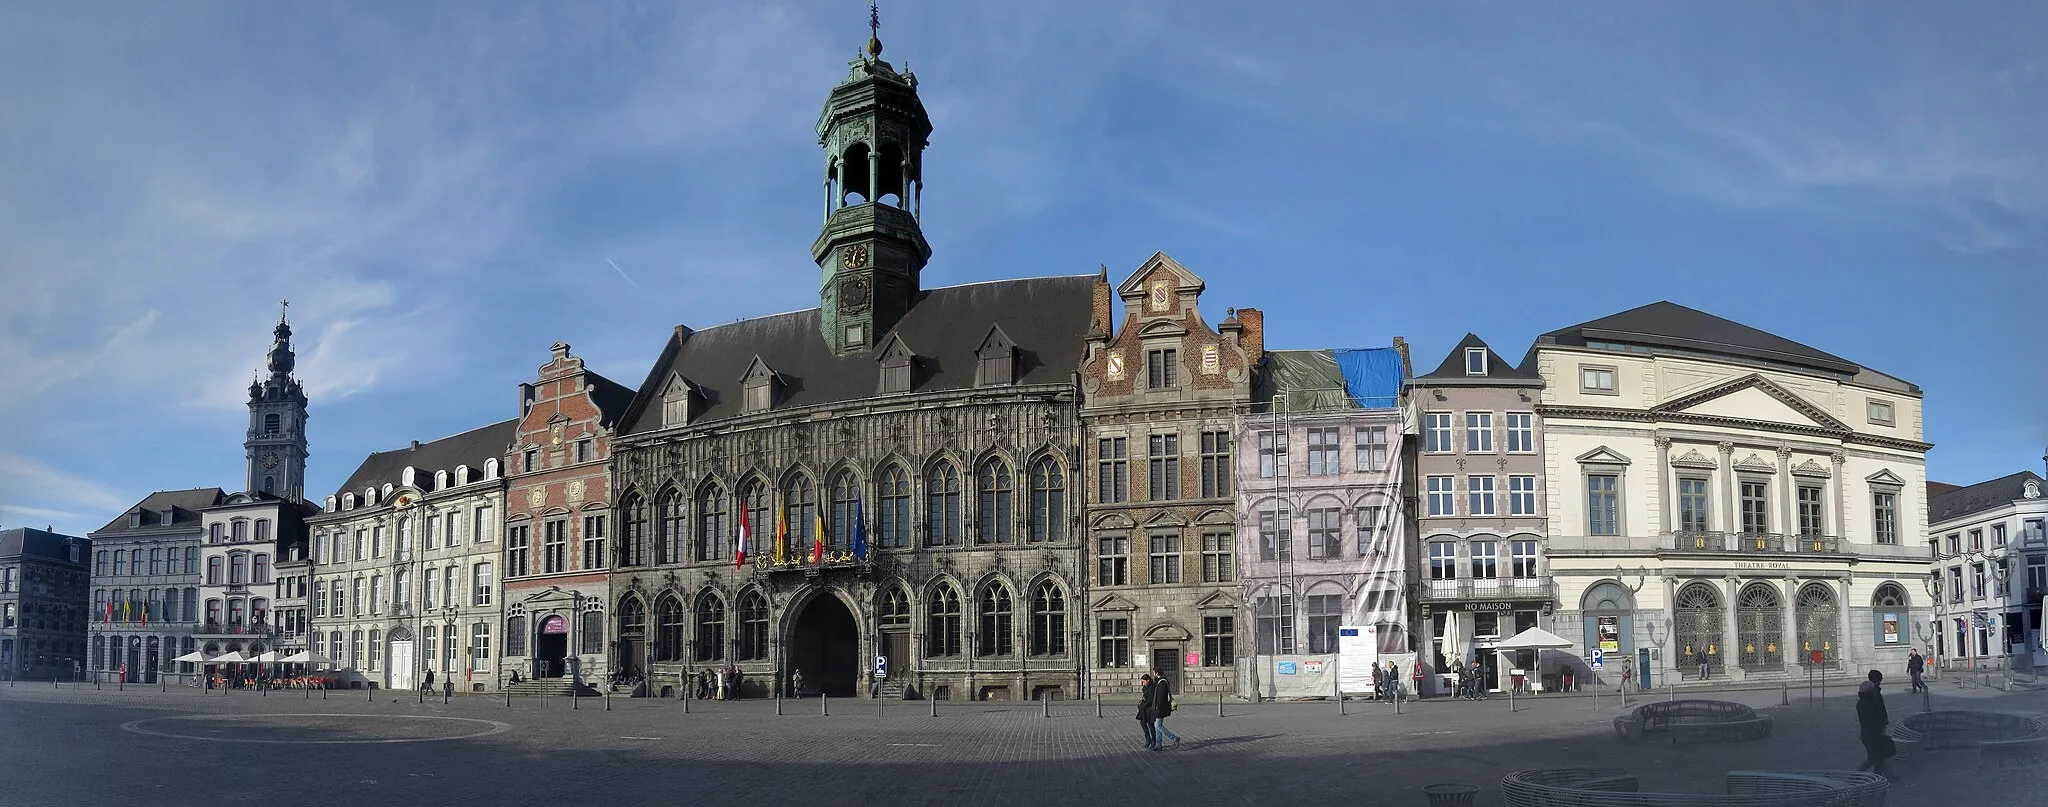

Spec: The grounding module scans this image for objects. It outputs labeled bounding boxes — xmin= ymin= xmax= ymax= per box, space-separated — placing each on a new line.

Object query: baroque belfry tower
xmin=814 ymin=7 xmax=933 ymax=355
xmin=245 ymin=305 xmax=309 ymax=501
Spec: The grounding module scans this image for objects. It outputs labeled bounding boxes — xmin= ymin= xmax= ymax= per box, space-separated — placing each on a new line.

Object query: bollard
xmin=506 ymin=687 xmax=513 ymax=707
xmin=683 ymin=693 xmax=690 ymax=713
xmin=321 ymin=684 xmax=327 ymax=700
xmin=606 ymin=692 xmax=612 ymax=711
xmin=929 ymin=697 xmax=937 ymax=718
xmin=1041 ymin=695 xmax=1050 ymax=718
xmin=573 ymin=688 xmax=579 ymax=710
xmin=1782 ymin=682 xmax=1790 ymax=707
xmin=1216 ymin=694 xmax=1224 ymax=718
xmin=1096 ymin=696 xmax=1103 ymax=718
xmin=368 ymin=685 xmax=374 ymax=702
xmin=305 ymin=685 xmax=310 ymax=700
xmin=1337 ymin=691 xmax=1345 ymax=716
xmin=116 ymin=677 xmax=121 ymax=692
xmin=1921 ymin=688 xmax=1933 ymax=713
xmin=420 ymin=687 xmax=426 ymax=704
xmin=775 ymin=695 xmax=782 ymax=716
xmin=822 ymin=694 xmax=830 ymax=716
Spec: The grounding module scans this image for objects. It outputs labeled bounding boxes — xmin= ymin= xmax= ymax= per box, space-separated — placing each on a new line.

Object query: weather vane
xmin=866 ymin=1 xmax=883 ymax=58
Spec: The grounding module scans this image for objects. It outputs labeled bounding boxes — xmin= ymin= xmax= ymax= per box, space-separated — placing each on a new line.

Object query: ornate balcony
xmin=752 ymin=550 xmax=869 ymax=576
xmin=1667 ymin=531 xmax=1840 ymax=555
xmin=1418 ymin=576 xmax=1555 ymax=603
xmin=195 ymin=622 xmax=275 ymax=638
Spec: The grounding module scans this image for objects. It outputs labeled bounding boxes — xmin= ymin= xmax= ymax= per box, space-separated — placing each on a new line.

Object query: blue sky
xmin=1 ymin=2 xmax=2043 ymax=537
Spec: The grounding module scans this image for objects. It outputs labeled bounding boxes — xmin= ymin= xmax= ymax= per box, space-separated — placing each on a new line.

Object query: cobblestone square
xmin=5 ymin=681 xmax=2045 ymax=807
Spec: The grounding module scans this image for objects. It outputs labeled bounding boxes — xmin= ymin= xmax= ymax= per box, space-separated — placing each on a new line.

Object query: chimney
xmin=1235 ymin=307 xmax=1265 ymax=363
xmin=551 ymin=342 xmax=572 ymax=362
xmin=410 ymin=440 xmax=421 ymax=451
xmin=1088 ymin=265 xmax=1113 ymax=340
xmin=1392 ymin=336 xmax=1412 ymax=378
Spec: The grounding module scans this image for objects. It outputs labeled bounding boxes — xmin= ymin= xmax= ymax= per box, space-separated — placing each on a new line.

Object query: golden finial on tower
xmin=866 ymin=1 xmax=883 ymax=57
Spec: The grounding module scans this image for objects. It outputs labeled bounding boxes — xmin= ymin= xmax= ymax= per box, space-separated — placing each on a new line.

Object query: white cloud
xmin=0 ymin=451 xmax=128 ymax=524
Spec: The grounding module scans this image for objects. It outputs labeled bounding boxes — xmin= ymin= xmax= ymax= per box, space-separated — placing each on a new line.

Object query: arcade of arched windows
xmin=610 ymin=451 xmax=1074 ymax=570
xmin=614 ymin=577 xmax=1077 ymax=667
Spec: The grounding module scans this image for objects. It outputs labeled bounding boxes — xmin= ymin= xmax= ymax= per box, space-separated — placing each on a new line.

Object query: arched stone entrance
xmin=1795 ymin=583 xmax=1839 ymax=669
xmin=1736 ymin=583 xmax=1784 ymax=673
xmin=789 ymin=594 xmax=860 ymax=698
xmin=1674 ymin=582 xmax=1724 ymax=677
xmin=1581 ymin=581 xmax=1637 ymax=664
xmin=535 ymin=614 xmax=570 ymax=678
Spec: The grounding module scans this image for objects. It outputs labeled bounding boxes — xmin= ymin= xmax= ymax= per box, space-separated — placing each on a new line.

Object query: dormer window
xmin=741 ymin=356 xmax=779 ymax=413
xmin=401 ymin=467 xmax=417 ymax=487
xmin=129 ymin=511 xmax=144 ymax=529
xmin=483 ymin=458 xmax=499 ymax=479
xmin=1464 ymin=348 xmax=1487 ymax=376
xmin=977 ymin=326 xmax=1016 ymax=387
xmin=660 ymin=374 xmax=694 ymax=427
xmin=435 ymin=470 xmax=450 ymax=489
xmin=343 ymin=493 xmax=357 ymax=510
xmin=160 ymin=509 xmax=175 ymax=526
xmin=877 ymin=335 xmax=915 ymax=394
xmin=365 ymin=487 xmax=379 ymax=507
xmin=455 ymin=465 xmax=470 ymax=485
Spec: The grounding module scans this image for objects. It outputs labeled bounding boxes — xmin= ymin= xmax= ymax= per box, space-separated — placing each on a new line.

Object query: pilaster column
xmin=1830 ymin=453 xmax=1847 ymax=546
xmin=900 ymin=159 xmax=912 ymax=210
xmin=1654 ymin=437 xmax=1673 ymax=536
xmin=868 ymin=148 xmax=880 ymax=204
xmin=1836 ymin=576 xmax=1854 ymax=670
xmin=1722 ymin=576 xmax=1741 ymax=679
xmin=1782 ymin=576 xmax=1800 ymax=671
xmin=912 ymin=179 xmax=922 ymax=219
xmin=1717 ymin=443 xmax=1737 ymax=544
xmin=1776 ymin=446 xmax=1795 ymax=538
xmin=823 ymin=176 xmax=833 ymax=222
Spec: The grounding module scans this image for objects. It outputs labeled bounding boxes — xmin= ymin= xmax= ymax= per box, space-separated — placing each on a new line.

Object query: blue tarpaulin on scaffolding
xmin=1332 ymin=348 xmax=1403 ymax=410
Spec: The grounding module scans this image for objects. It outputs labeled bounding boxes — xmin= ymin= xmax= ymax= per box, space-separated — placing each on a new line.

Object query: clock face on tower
xmin=840 ymin=244 xmax=870 ymax=271
xmin=839 ymin=277 xmax=872 ymax=313
xmin=261 ymin=453 xmax=279 ymax=470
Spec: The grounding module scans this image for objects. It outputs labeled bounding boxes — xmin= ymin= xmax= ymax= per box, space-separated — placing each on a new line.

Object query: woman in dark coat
xmin=1136 ymin=674 xmax=1158 ymax=749
xmin=1854 ymin=670 xmax=1899 ymax=779
xmin=1149 ymin=672 xmax=1181 ymax=748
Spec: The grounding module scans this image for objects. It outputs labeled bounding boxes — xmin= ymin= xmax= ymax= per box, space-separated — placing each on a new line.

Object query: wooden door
xmin=882 ymin=632 xmax=910 ymax=680
xmin=388 ymin=641 xmax=415 ymax=690
xmin=1151 ymin=647 xmax=1183 ymax=693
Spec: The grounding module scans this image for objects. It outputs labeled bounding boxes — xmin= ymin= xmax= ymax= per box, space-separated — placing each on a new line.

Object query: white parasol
xmin=209 ymin=651 xmax=248 ymax=664
xmin=171 ymin=651 xmax=209 ymax=664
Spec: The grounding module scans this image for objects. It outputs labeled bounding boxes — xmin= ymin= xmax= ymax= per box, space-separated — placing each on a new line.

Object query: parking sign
xmin=1590 ymin=649 xmax=1605 ymax=669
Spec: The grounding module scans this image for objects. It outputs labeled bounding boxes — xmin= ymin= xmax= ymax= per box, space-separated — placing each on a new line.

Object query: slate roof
xmin=1929 ymin=471 xmax=2045 ymax=525
xmin=1412 ymin=333 xmax=1544 ymax=385
xmin=91 ymin=488 xmax=226 ymax=536
xmin=619 ymin=276 xmax=1094 ymax=435
xmin=1535 ymin=301 xmax=1918 ymax=394
xmin=0 ymin=527 xmax=87 ymax=563
xmin=331 ymin=419 xmax=520 ymax=498
xmin=586 ymin=371 xmax=637 ymax=430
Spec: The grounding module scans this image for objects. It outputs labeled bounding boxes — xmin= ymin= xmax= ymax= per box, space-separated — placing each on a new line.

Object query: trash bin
xmin=1421 ymin=783 xmax=1480 ymax=807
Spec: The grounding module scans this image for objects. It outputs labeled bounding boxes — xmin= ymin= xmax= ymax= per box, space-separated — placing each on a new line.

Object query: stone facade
xmin=1077 ymin=254 xmax=1259 ymax=696
xmin=306 ymin=420 xmax=514 ymax=691
xmin=1927 ymin=470 xmax=2048 ymax=670
xmin=501 ymin=343 xmax=633 ymax=688
xmin=193 ymin=492 xmax=308 ymax=678
xmin=1535 ymin=302 xmax=1933 ymax=685
xmin=87 ymin=489 xmax=217 ymax=683
xmin=1408 ymin=335 xmax=1554 ymax=693
xmin=1 ymin=528 xmax=89 ymax=681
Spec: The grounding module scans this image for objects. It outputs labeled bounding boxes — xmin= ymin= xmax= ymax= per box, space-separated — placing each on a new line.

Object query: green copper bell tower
xmin=814 ymin=5 xmax=933 ymax=356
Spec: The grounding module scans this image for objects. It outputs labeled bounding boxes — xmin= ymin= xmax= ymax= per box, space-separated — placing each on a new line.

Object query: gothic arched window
xmin=783 ymin=475 xmax=816 ymax=559
xmin=926 ymin=586 xmax=961 ymax=657
xmin=693 ymin=593 xmax=726 ymax=662
xmin=977 ymin=459 xmax=1014 ymax=545
xmin=878 ymin=465 xmax=910 ymax=549
xmin=926 ymin=463 xmax=961 ymax=547
xmin=737 ymin=591 xmax=768 ymax=661
xmin=1031 ymin=582 xmax=1067 ymax=656
xmin=654 ymin=595 xmax=686 ymax=662
xmin=659 ymin=489 xmax=686 ymax=565
xmin=829 ymin=470 xmax=860 ymax=553
xmin=1029 ymin=458 xmax=1065 ymax=543
xmin=616 ymin=493 xmax=647 ymax=568
xmin=695 ymin=484 xmax=728 ymax=563
xmin=977 ymin=583 xmax=1014 ymax=656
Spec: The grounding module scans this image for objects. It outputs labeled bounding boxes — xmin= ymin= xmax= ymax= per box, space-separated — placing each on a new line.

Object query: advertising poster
xmin=1336 ymin=625 xmax=1380 ymax=694
xmin=1597 ymin=616 xmax=1621 ymax=653
xmin=1882 ymin=613 xmax=1900 ymax=644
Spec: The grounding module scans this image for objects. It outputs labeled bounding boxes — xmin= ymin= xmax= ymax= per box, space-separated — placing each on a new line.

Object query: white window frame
xmin=1508 ymin=475 xmax=1538 ymax=516
xmin=1465 ymin=412 xmax=1494 ymax=453
xmin=1463 ymin=347 xmax=1487 ymax=375
xmin=1467 ymin=475 xmax=1497 ymax=516
xmin=1426 ymin=475 xmax=1456 ymax=516
xmin=1504 ymin=412 xmax=1535 ymax=453
xmin=1422 ymin=413 xmax=1453 ymax=454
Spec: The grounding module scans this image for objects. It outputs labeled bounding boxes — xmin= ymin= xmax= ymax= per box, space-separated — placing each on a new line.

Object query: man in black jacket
xmin=1136 ymin=674 xmax=1158 ymax=749
xmin=1906 ymin=650 xmax=1927 ymax=694
xmin=1854 ymin=670 xmax=1899 ymax=779
xmin=1148 ymin=672 xmax=1181 ymax=749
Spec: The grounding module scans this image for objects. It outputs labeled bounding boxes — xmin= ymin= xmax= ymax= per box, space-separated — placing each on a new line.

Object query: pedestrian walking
xmin=1411 ymin=660 xmax=1423 ymax=700
xmin=791 ymin=669 xmax=805 ymax=698
xmin=1694 ymin=648 xmax=1709 ymax=680
xmin=1370 ymin=661 xmax=1384 ymax=700
xmin=1388 ymin=663 xmax=1402 ymax=700
xmin=715 ymin=668 xmax=727 ymax=701
xmin=1135 ymin=674 xmax=1159 ymax=749
xmin=422 ymin=669 xmax=435 ymax=692
xmin=1149 ymin=672 xmax=1181 ymax=749
xmin=1853 ymin=670 xmax=1900 ymax=780
xmin=1907 ymin=649 xmax=1927 ymax=694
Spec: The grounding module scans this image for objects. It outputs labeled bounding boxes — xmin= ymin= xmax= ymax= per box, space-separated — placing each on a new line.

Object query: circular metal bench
xmin=1611 ymin=699 xmax=1775 ymax=744
xmin=1890 ymin=711 xmax=2048 ymax=768
xmin=1501 ymin=768 xmax=1887 ymax=807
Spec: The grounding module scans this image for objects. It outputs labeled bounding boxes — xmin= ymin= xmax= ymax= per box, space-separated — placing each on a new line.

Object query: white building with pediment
xmin=1532 ymin=302 xmax=1932 ymax=686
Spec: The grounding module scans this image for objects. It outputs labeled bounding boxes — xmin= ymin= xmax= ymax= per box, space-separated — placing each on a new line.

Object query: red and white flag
xmin=734 ymin=502 xmax=749 ymax=568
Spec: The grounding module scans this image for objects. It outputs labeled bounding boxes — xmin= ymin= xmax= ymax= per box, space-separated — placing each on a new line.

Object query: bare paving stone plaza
xmin=6 ymin=681 xmax=2046 ymax=807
